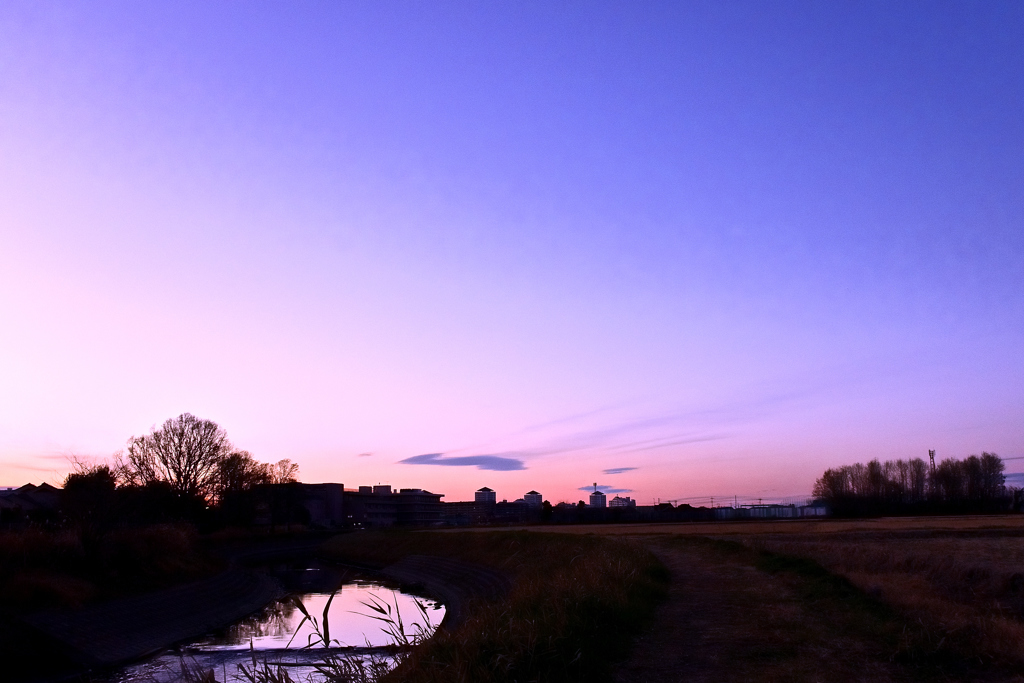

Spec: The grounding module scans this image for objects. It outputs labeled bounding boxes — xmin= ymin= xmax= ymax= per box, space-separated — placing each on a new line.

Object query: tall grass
xmin=320 ymin=531 xmax=668 ymax=683
xmin=229 ymin=591 xmax=436 ymax=683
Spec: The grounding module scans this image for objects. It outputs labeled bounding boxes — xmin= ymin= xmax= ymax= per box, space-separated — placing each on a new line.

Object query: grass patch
xmin=661 ymin=536 xmax=996 ymax=681
xmin=738 ymin=530 xmax=1024 ymax=674
xmin=320 ymin=530 xmax=668 ymax=683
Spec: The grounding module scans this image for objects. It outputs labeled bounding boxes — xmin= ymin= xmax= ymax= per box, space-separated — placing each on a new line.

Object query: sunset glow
xmin=1 ymin=2 xmax=1021 ymax=505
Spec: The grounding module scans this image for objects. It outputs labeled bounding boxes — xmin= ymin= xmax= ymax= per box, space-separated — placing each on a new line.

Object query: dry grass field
xmin=493 ymin=514 xmax=1024 ymax=537
xmin=505 ymin=516 xmax=1024 ymax=681
xmin=738 ymin=528 xmax=1024 ymax=671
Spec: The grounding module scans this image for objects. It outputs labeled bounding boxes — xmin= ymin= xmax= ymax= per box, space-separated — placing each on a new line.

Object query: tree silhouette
xmin=813 ymin=452 xmax=1008 ymax=516
xmin=118 ymin=413 xmax=231 ymax=500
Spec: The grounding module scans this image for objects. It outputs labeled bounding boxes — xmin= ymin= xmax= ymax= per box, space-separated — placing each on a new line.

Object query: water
xmin=107 ymin=577 xmax=444 ymax=683
xmin=193 ymin=579 xmax=443 ymax=650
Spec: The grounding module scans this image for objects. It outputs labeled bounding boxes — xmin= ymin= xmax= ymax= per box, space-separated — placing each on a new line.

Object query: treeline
xmin=60 ymin=413 xmax=305 ymax=534
xmin=813 ymin=452 xmax=1018 ymax=517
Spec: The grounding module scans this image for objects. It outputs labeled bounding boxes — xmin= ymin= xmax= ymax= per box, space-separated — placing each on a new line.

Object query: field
xmin=507 ymin=515 xmax=1024 ymax=682
xmin=9 ymin=517 xmax=1024 ymax=682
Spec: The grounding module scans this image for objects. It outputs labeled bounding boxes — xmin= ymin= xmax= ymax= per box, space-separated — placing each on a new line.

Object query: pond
xmin=106 ymin=573 xmax=445 ymax=683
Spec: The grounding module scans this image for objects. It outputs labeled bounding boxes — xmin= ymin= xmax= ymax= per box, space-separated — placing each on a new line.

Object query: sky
xmin=1 ymin=1 xmax=1022 ymax=505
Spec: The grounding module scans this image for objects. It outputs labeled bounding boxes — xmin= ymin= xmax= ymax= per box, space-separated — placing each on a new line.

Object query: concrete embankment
xmin=380 ymin=554 xmax=512 ymax=631
xmin=25 ymin=568 xmax=283 ymax=668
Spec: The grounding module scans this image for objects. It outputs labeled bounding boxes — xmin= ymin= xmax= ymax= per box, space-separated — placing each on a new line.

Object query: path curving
xmin=612 ymin=537 xmax=905 ymax=683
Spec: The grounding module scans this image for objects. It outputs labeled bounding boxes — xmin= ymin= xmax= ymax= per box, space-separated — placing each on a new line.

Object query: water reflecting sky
xmin=195 ymin=581 xmax=443 ymax=650
xmin=107 ymin=581 xmax=444 ymax=683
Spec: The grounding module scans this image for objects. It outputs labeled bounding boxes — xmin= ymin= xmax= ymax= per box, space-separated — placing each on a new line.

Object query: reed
xmin=321 ymin=530 xmax=668 ymax=683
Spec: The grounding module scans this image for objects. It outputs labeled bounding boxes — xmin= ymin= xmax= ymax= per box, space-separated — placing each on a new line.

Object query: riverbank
xmin=27 ymin=568 xmax=282 ymax=668
xmin=319 ymin=530 xmax=668 ymax=683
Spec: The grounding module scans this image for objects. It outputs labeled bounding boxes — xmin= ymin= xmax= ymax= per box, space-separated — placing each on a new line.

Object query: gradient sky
xmin=1 ymin=1 xmax=1022 ymax=505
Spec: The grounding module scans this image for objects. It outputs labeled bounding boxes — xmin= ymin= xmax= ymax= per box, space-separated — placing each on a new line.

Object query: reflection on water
xmin=107 ymin=579 xmax=444 ymax=683
xmin=196 ymin=580 xmax=441 ymax=650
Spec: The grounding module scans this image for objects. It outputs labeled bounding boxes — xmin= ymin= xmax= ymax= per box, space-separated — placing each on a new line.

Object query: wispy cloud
xmin=603 ymin=467 xmax=637 ymax=474
xmin=610 ymin=434 xmax=728 ymax=454
xmin=0 ymin=460 xmax=64 ymax=473
xmin=357 ymin=452 xmax=374 ymax=457
xmin=405 ymin=386 xmax=814 ymax=472
xmin=399 ymin=452 xmax=526 ymax=471
xmin=578 ymin=484 xmax=632 ymax=494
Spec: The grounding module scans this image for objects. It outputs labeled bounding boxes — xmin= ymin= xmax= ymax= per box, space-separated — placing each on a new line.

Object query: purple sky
xmin=1 ymin=1 xmax=1022 ymax=505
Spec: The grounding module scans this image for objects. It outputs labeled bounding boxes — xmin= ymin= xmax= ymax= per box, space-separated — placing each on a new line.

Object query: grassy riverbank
xmin=319 ymin=530 xmax=668 ymax=683
xmin=0 ymin=524 xmax=221 ymax=682
xmin=0 ymin=524 xmax=218 ymax=611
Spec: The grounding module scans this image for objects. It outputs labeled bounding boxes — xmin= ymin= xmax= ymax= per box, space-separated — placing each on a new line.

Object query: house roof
xmin=0 ymin=482 xmax=60 ymax=510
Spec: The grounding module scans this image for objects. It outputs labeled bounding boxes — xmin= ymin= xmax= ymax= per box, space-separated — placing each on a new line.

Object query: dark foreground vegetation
xmin=318 ymin=531 xmax=668 ymax=683
xmin=0 ymin=523 xmax=220 ymax=682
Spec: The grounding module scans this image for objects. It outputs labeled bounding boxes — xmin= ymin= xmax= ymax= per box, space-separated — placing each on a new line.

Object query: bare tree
xmin=214 ymin=450 xmax=273 ymax=502
xmin=122 ymin=413 xmax=231 ymax=499
xmin=269 ymin=459 xmax=299 ymax=484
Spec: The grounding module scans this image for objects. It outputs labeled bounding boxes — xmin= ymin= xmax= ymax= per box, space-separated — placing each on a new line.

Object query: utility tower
xmin=929 ymin=449 xmax=936 ymax=472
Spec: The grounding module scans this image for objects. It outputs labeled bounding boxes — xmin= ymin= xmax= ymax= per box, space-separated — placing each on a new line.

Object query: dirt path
xmin=613 ymin=537 xmax=906 ymax=683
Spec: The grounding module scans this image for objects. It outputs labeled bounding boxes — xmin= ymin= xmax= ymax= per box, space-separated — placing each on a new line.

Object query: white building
xmin=609 ymin=495 xmax=634 ymax=508
xmin=524 ymin=490 xmax=543 ymax=507
xmin=475 ymin=486 xmax=497 ymax=505
xmin=589 ymin=483 xmax=607 ymax=508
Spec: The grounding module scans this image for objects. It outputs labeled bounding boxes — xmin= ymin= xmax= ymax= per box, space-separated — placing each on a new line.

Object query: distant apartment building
xmin=344 ymin=485 xmax=444 ymax=527
xmin=441 ymin=488 xmax=544 ymax=526
xmin=608 ymin=495 xmax=635 ymax=508
xmin=441 ymin=500 xmax=487 ymax=526
xmin=523 ymin=490 xmax=543 ymax=507
xmin=589 ymin=485 xmax=607 ymax=508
